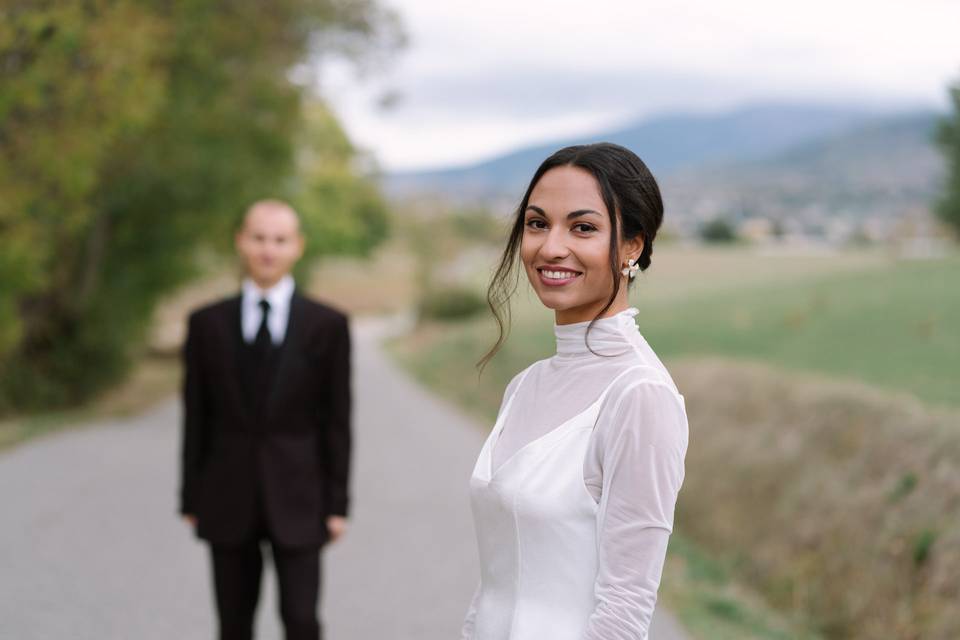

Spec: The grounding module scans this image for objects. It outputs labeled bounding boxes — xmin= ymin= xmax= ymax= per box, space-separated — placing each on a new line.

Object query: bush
xmin=700 ymin=217 xmax=739 ymax=243
xmin=418 ymin=287 xmax=486 ymax=322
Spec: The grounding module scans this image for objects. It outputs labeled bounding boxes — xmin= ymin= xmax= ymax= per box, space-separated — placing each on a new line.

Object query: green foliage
xmin=0 ymin=0 xmax=401 ymax=414
xmin=913 ymin=528 xmax=937 ymax=567
xmin=888 ymin=472 xmax=918 ymax=503
xmin=418 ymin=286 xmax=487 ymax=322
xmin=449 ymin=207 xmax=507 ymax=245
xmin=699 ymin=217 xmax=739 ymax=243
xmin=936 ymin=77 xmax=960 ymax=238
xmin=294 ymin=102 xmax=391 ymax=269
xmin=704 ymin=596 xmax=746 ymax=623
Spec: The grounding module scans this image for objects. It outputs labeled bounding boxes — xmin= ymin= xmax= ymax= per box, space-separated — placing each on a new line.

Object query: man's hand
xmin=326 ymin=515 xmax=347 ymax=543
xmin=182 ymin=514 xmax=197 ymax=528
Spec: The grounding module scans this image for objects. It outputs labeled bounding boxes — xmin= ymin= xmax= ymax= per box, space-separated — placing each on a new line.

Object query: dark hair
xmin=478 ymin=142 xmax=663 ymax=370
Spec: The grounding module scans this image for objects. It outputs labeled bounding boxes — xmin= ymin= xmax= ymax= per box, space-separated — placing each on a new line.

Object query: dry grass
xmin=306 ymin=242 xmax=416 ymax=316
xmin=633 ymin=243 xmax=891 ymax=303
xmin=149 ymin=265 xmax=240 ymax=354
xmin=0 ymin=356 xmax=180 ymax=450
xmin=671 ymin=357 xmax=960 ymax=639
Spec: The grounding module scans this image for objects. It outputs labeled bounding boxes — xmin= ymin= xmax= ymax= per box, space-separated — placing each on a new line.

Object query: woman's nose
xmin=539 ymin=227 xmax=569 ymax=260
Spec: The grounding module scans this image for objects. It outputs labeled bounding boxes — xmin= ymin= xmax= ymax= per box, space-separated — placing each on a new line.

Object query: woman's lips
xmin=537 ymin=267 xmax=582 ymax=287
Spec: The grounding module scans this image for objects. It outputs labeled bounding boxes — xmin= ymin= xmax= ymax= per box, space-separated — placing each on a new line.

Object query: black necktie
xmin=254 ymin=299 xmax=272 ymax=357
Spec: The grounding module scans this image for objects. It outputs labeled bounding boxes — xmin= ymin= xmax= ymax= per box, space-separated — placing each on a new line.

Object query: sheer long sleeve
xmin=460 ymin=582 xmax=481 ymax=639
xmin=583 ymin=380 xmax=689 ymax=640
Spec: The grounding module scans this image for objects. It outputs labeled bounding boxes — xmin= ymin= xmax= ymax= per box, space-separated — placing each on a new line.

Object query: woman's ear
xmin=623 ymin=234 xmax=644 ymax=264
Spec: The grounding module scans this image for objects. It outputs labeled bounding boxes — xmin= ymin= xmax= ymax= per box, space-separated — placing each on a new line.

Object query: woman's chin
xmin=534 ymin=291 xmax=580 ymax=312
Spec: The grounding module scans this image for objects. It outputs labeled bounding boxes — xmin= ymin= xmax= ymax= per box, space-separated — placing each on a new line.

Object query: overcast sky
xmin=316 ymin=0 xmax=960 ymax=172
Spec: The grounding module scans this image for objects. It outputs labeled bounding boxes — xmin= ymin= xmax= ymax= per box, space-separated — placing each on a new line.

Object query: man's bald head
xmin=241 ymin=199 xmax=302 ymax=234
xmin=235 ymin=199 xmax=305 ymax=289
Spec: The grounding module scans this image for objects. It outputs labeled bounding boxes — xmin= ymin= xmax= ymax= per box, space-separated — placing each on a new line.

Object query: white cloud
xmin=318 ymin=0 xmax=960 ymax=171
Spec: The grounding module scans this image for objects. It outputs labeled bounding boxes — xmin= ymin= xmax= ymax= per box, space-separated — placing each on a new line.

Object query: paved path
xmin=0 ymin=318 xmax=688 ymax=639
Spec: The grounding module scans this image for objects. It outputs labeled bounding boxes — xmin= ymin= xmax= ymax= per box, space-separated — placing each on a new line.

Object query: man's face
xmin=235 ymin=205 xmax=305 ymax=288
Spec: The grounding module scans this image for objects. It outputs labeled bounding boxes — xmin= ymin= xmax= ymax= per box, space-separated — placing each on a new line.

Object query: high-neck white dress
xmin=462 ymin=308 xmax=689 ymax=640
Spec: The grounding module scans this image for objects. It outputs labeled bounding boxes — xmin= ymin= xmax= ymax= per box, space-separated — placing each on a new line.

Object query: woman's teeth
xmin=542 ymin=270 xmax=579 ymax=280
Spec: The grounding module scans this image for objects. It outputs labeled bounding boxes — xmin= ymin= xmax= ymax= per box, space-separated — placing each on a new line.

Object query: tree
xmin=0 ymin=0 xmax=402 ymax=413
xmin=293 ymin=101 xmax=391 ymax=265
xmin=936 ymin=77 xmax=960 ymax=238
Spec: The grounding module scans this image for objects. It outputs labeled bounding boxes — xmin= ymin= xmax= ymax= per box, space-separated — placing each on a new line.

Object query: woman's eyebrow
xmin=567 ymin=209 xmax=601 ymax=219
xmin=525 ymin=206 xmax=602 ymax=219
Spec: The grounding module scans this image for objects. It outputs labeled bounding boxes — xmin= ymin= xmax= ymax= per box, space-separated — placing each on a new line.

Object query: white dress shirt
xmin=463 ymin=307 xmax=689 ymax=639
xmin=240 ymin=274 xmax=295 ymax=345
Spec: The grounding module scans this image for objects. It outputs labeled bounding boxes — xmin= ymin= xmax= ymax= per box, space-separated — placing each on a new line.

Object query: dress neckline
xmin=554 ymin=307 xmax=641 ymax=358
xmin=485 ymin=363 xmax=643 ymax=480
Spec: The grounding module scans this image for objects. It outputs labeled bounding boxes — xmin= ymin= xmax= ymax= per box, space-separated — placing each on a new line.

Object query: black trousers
xmin=208 ymin=487 xmax=323 ymax=640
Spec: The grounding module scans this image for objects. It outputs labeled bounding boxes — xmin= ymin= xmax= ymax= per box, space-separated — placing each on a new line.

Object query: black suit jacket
xmin=178 ymin=291 xmax=351 ymax=548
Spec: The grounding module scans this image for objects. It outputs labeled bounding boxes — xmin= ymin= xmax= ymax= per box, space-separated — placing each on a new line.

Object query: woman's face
xmin=520 ymin=165 xmax=638 ymax=325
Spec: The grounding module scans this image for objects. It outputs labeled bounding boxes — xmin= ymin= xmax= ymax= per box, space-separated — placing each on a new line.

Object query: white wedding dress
xmin=462 ymin=308 xmax=689 ymax=640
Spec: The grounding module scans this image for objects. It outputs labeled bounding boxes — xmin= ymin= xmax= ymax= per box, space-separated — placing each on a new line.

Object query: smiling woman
xmin=462 ymin=144 xmax=688 ymax=640
xmin=521 ymin=168 xmax=642 ymax=324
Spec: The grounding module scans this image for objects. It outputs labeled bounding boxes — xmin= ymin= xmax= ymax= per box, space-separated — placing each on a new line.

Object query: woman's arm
xmin=583 ymin=381 xmax=689 ymax=640
xmin=460 ymin=582 xmax=481 ymax=639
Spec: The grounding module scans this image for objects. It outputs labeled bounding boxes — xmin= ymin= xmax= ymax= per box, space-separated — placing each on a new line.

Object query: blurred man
xmin=179 ymin=200 xmax=351 ymax=640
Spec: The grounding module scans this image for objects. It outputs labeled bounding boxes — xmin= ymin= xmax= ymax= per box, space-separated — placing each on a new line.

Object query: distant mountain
xmin=746 ymin=112 xmax=940 ymax=185
xmin=385 ymin=104 xmax=888 ymax=200
xmin=663 ymin=111 xmax=943 ymax=230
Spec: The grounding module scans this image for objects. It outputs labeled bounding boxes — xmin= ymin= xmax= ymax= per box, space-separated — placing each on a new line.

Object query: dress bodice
xmin=469 ymin=365 xmax=642 ymax=640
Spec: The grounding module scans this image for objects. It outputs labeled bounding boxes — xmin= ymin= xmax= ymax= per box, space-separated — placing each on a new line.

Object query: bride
xmin=461 ymin=143 xmax=689 ymax=640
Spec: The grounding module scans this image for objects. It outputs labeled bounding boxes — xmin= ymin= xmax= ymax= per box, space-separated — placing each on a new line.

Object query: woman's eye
xmin=573 ymin=223 xmax=597 ymax=233
xmin=525 ymin=219 xmax=547 ymax=230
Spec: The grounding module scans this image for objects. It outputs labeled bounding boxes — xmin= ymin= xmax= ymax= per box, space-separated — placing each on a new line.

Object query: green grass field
xmin=391 ymin=246 xmax=960 ymax=415
xmin=638 ymin=252 xmax=960 ymax=408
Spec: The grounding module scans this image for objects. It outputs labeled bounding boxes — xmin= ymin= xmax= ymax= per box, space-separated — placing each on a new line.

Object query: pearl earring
xmin=621 ymin=257 xmax=639 ymax=280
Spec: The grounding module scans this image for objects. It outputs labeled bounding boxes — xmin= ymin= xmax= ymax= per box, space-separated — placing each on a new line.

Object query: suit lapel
xmin=223 ymin=295 xmax=252 ymax=419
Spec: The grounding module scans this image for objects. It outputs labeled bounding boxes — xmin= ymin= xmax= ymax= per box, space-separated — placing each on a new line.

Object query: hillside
xmin=385 ymin=104 xmax=945 ymax=242
xmin=385 ymin=104 xmax=877 ymax=200
xmin=663 ymin=111 xmax=943 ymax=237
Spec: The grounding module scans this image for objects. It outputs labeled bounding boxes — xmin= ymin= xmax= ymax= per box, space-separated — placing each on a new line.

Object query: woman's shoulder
xmin=612 ymin=350 xmax=680 ymax=394
xmin=606 ymin=368 xmax=684 ymax=411
xmin=595 ymin=364 xmax=688 ymax=447
xmin=502 ymin=359 xmax=548 ymax=397
xmin=494 ymin=360 xmax=548 ymax=416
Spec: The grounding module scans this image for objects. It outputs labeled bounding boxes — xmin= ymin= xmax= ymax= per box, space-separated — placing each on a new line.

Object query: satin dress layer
xmin=462 ymin=308 xmax=689 ymax=640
